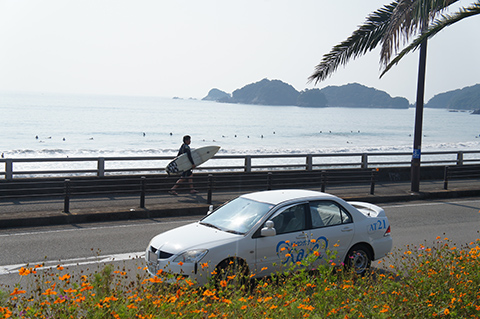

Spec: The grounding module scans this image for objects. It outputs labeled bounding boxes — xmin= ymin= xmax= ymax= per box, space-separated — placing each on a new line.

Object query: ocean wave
xmin=2 ymin=140 xmax=480 ymax=159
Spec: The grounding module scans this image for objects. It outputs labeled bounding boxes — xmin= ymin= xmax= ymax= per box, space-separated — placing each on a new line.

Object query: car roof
xmin=240 ymin=189 xmax=337 ymax=205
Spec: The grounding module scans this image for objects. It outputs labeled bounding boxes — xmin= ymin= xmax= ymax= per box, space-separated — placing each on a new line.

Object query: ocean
xmin=1 ymin=91 xmax=480 ymax=161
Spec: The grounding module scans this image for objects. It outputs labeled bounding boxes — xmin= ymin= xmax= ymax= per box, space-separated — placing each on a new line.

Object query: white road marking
xmin=383 ymin=199 xmax=480 ymax=209
xmin=0 ymin=219 xmax=198 ymax=237
xmin=0 ymin=251 xmax=145 ymax=276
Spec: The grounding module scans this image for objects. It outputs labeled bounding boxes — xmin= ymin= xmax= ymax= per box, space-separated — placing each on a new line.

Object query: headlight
xmin=173 ymin=249 xmax=208 ymax=263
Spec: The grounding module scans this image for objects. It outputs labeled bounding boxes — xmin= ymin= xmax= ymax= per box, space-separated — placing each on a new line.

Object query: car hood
xmin=149 ymin=222 xmax=240 ymax=255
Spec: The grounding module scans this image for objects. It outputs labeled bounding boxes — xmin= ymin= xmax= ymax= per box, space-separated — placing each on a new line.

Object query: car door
xmin=306 ymin=200 xmax=355 ymax=265
xmin=254 ymin=203 xmax=309 ymax=275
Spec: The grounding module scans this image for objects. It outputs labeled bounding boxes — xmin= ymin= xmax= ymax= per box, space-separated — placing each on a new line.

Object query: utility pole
xmin=411 ymin=38 xmax=428 ymax=192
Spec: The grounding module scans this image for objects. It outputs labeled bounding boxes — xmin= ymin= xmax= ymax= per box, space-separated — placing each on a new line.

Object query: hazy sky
xmin=0 ymin=0 xmax=478 ymax=103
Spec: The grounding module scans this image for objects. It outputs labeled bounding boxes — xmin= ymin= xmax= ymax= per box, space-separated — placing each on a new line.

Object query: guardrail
xmin=1 ymin=150 xmax=480 ymax=180
xmin=443 ymin=164 xmax=480 ymax=190
xmin=0 ymin=170 xmax=378 ymax=213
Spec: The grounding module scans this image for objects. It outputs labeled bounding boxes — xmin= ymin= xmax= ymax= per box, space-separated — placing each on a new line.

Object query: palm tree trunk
xmin=411 ymin=39 xmax=428 ymax=192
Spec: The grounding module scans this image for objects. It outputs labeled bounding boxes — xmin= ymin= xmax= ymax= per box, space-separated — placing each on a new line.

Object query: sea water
xmin=1 ymin=91 xmax=480 ymax=166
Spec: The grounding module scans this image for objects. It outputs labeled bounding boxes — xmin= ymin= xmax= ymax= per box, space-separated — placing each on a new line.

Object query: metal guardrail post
xmin=245 ymin=156 xmax=252 ymax=172
xmin=361 ymin=154 xmax=368 ymax=169
xmin=457 ymin=152 xmax=464 ymax=166
xmin=98 ymin=158 xmax=105 ymax=177
xmin=140 ymin=176 xmax=146 ymax=208
xmin=5 ymin=159 xmax=13 ymax=180
xmin=321 ymin=170 xmax=326 ymax=192
xmin=267 ymin=172 xmax=272 ymax=190
xmin=444 ymin=166 xmax=449 ymax=190
xmin=306 ymin=155 xmax=313 ymax=171
xmin=370 ymin=169 xmax=376 ymax=195
xmin=207 ymin=174 xmax=213 ymax=204
xmin=64 ymin=179 xmax=71 ymax=214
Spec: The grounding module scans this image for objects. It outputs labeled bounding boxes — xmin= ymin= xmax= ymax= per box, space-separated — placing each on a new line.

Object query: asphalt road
xmin=1 ymin=197 xmax=480 ymax=289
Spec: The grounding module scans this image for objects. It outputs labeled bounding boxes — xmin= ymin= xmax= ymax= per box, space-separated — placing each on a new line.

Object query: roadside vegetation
xmin=1 ymin=236 xmax=480 ymax=318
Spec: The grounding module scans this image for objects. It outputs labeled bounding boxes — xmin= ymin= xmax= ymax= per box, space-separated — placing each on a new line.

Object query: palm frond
xmin=308 ymin=1 xmax=398 ymax=84
xmin=380 ymin=0 xmax=457 ymax=66
xmin=380 ymin=1 xmax=480 ymax=77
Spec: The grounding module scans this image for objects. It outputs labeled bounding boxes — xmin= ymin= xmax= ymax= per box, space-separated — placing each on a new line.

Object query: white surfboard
xmin=166 ymin=145 xmax=220 ymax=175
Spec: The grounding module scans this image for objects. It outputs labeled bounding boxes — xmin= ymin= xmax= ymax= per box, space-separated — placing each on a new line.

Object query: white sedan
xmin=145 ymin=189 xmax=392 ymax=285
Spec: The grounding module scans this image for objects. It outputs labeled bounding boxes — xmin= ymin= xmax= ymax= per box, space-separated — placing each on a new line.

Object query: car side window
xmin=271 ymin=204 xmax=307 ymax=235
xmin=309 ymin=201 xmax=352 ymax=228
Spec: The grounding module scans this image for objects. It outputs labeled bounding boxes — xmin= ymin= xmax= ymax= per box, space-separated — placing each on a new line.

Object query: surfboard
xmin=166 ymin=145 xmax=220 ymax=175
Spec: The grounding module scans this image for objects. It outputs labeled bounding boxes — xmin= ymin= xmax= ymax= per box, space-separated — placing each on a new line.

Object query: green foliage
xmin=426 ymin=83 xmax=480 ymax=110
xmin=321 ymin=83 xmax=409 ymax=108
xmin=2 ymin=237 xmax=480 ymax=318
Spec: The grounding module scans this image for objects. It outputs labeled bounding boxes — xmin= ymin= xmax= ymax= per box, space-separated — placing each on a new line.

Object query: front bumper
xmin=145 ymin=247 xmax=212 ymax=285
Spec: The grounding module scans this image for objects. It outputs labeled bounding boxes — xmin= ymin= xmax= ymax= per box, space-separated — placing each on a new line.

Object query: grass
xmin=1 ymin=236 xmax=480 ymax=318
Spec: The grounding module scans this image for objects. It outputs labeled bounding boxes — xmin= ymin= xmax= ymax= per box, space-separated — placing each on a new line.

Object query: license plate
xmin=148 ymin=251 xmax=158 ymax=264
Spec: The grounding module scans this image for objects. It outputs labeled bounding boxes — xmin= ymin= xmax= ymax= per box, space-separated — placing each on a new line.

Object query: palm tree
xmin=382 ymin=1 xmax=480 ymax=75
xmin=309 ymin=0 xmax=460 ymax=192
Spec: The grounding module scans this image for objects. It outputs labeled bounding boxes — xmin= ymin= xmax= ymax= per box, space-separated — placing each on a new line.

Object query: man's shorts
xmin=181 ymin=169 xmax=193 ymax=178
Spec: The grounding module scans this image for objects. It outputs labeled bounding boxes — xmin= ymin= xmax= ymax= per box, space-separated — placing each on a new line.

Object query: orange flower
xmin=18 ymin=267 xmax=31 ymax=276
xmin=178 ymin=261 xmax=184 ymax=266
xmin=63 ymin=288 xmax=77 ymax=293
xmin=59 ymin=274 xmax=71 ymax=281
xmin=220 ymin=280 xmax=227 ymax=288
xmin=148 ymin=276 xmax=163 ymax=283
xmin=42 ymin=288 xmax=57 ymax=296
xmin=310 ymin=239 xmax=317 ymax=243
xmin=10 ymin=288 xmax=26 ymax=296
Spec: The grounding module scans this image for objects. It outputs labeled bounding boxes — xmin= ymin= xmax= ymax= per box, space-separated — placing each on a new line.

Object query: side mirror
xmin=207 ymin=205 xmax=214 ymax=215
xmin=261 ymin=220 xmax=276 ymax=237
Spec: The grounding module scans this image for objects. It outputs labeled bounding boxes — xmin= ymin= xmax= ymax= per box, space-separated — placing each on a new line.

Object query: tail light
xmin=384 ymin=225 xmax=391 ymax=236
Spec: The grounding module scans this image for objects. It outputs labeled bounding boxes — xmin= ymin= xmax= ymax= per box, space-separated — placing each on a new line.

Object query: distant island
xmin=425 ymin=83 xmax=480 ymax=110
xmin=203 ymin=79 xmax=409 ymax=109
xmin=202 ymin=79 xmax=480 ymax=111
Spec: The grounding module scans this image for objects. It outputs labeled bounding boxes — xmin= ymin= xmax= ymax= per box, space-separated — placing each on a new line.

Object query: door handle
xmin=341 ymin=227 xmax=353 ymax=232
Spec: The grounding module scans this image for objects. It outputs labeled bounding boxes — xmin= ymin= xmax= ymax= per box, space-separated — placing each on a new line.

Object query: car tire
xmin=344 ymin=244 xmax=372 ymax=275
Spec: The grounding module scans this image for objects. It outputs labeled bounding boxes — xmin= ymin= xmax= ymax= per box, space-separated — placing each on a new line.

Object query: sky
xmin=0 ymin=0 xmax=478 ymax=104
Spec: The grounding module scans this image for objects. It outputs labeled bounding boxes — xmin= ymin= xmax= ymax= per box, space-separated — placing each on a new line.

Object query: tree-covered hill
xmin=425 ymin=84 xmax=480 ymax=110
xmin=202 ymin=79 xmax=409 ymax=108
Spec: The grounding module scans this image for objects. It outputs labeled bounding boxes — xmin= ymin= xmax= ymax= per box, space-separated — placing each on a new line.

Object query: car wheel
xmin=345 ymin=244 xmax=372 ymax=275
xmin=214 ymin=258 xmax=249 ymax=286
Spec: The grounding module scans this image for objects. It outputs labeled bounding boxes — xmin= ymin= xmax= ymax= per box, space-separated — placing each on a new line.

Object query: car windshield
xmin=200 ymin=197 xmax=273 ymax=234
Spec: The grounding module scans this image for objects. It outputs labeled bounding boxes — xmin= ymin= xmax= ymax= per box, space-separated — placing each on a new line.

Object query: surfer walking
xmin=169 ymin=135 xmax=198 ymax=195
